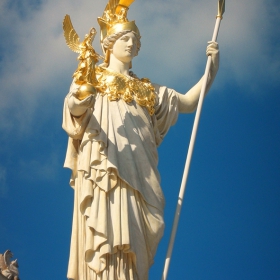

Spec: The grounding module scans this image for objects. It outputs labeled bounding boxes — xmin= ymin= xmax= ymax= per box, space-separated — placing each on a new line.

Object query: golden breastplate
xmin=96 ymin=67 xmax=156 ymax=115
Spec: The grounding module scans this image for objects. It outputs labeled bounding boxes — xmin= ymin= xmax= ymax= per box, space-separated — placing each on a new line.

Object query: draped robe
xmin=63 ymin=80 xmax=179 ymax=280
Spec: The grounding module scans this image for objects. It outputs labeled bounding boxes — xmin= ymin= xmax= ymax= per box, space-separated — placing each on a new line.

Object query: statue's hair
xmin=103 ymin=30 xmax=141 ymax=55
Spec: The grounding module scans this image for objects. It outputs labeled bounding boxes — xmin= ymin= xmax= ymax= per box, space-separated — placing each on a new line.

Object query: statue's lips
xmin=125 ymin=47 xmax=133 ymax=54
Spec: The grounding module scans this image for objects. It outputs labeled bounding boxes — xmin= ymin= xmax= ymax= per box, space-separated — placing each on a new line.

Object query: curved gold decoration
xmin=107 ymin=21 xmax=139 ymax=36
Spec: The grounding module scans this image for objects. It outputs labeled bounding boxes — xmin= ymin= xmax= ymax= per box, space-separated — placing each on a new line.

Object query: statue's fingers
xmin=207 ymin=42 xmax=219 ymax=52
xmin=206 ymin=48 xmax=219 ymax=57
xmin=207 ymin=41 xmax=219 ymax=47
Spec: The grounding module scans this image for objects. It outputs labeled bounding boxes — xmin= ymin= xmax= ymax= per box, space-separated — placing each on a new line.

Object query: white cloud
xmin=0 ymin=0 xmax=103 ymax=133
xmin=132 ymin=0 xmax=280 ymax=89
xmin=217 ymin=0 xmax=280 ymax=90
xmin=0 ymin=0 xmax=279 ymax=133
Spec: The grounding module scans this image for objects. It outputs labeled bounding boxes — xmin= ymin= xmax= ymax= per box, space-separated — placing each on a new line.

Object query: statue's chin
xmin=77 ymin=83 xmax=96 ymax=100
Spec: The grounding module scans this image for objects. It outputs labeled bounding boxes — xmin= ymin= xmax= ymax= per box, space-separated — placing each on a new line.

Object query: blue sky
xmin=0 ymin=0 xmax=280 ymax=279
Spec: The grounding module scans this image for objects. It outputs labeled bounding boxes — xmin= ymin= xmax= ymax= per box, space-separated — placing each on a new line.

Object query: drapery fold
xmin=63 ymin=83 xmax=179 ymax=279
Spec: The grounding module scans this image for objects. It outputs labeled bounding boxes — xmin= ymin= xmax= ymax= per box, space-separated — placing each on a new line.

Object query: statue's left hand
xmin=206 ymin=41 xmax=219 ymax=79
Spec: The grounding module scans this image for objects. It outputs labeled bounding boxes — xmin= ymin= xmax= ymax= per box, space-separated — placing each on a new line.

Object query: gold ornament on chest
xmin=96 ymin=67 xmax=156 ymax=115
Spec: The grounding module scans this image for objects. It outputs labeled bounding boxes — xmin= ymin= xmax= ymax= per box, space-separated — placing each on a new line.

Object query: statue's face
xmin=111 ymin=32 xmax=138 ymax=63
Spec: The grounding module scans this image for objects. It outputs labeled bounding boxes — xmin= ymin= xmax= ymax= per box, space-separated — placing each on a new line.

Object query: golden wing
xmin=63 ymin=14 xmax=80 ymax=53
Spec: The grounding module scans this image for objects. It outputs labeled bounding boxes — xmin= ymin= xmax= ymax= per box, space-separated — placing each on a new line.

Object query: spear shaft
xmin=162 ymin=1 xmax=225 ymax=279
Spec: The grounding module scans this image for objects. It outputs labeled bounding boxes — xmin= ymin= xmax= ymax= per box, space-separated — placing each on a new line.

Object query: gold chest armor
xmin=96 ymin=67 xmax=156 ymax=115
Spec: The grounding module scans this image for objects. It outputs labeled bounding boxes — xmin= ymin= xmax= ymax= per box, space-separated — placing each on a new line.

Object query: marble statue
xmin=0 ymin=250 xmax=20 ymax=280
xmin=62 ymin=0 xmax=219 ymax=279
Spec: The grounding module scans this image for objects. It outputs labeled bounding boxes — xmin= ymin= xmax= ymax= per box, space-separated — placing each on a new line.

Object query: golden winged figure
xmin=63 ymin=15 xmax=103 ymax=86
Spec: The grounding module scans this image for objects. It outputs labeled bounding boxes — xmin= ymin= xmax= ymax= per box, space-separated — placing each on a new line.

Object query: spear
xmin=161 ymin=1 xmax=225 ymax=279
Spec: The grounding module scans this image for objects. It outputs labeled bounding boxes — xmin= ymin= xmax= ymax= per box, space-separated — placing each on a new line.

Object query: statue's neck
xmin=107 ymin=54 xmax=131 ymax=76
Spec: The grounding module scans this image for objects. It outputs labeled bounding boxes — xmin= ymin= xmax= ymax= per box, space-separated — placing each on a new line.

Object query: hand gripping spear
xmin=162 ymin=1 xmax=225 ymax=279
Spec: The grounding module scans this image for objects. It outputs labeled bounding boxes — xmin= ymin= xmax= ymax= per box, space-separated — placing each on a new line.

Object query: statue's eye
xmin=121 ymin=36 xmax=129 ymax=41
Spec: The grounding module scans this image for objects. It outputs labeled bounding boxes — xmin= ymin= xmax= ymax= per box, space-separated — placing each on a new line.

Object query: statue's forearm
xmin=177 ymin=76 xmax=204 ymax=113
xmin=177 ymin=48 xmax=219 ymax=114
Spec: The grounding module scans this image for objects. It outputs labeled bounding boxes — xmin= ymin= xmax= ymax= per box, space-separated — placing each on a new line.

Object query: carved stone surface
xmin=0 ymin=251 xmax=20 ymax=280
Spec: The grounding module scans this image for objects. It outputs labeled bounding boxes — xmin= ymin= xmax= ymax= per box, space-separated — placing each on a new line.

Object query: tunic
xmin=63 ymin=72 xmax=179 ymax=280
